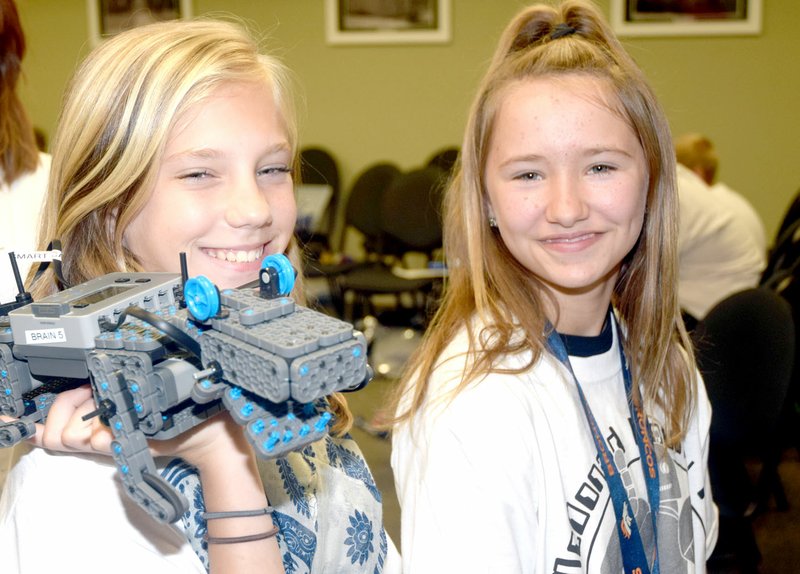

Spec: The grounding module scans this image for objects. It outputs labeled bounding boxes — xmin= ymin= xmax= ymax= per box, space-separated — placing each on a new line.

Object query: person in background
xmin=0 ymin=0 xmax=51 ymax=305
xmin=675 ymin=132 xmax=766 ymax=263
xmin=675 ymin=133 xmax=767 ymax=253
xmin=389 ymin=1 xmax=717 ymax=572
xmin=673 ymin=135 xmax=766 ymax=325
xmin=0 ymin=19 xmax=395 ymax=573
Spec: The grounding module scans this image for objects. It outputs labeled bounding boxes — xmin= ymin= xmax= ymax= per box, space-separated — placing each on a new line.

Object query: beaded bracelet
xmin=205 ymin=525 xmax=280 ymax=545
xmin=202 ymin=507 xmax=274 ymax=520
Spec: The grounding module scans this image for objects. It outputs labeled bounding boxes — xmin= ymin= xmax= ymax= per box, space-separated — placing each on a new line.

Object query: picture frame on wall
xmin=610 ymin=0 xmax=762 ymax=37
xmin=325 ymin=0 xmax=451 ymax=45
xmin=87 ymin=0 xmax=192 ymax=46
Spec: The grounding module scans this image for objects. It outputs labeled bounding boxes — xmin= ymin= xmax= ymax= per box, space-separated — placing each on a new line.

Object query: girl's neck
xmin=548 ymin=285 xmax=614 ymax=337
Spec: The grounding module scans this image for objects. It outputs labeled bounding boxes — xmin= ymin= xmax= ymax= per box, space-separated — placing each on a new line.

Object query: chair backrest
xmin=426 ymin=146 xmax=460 ymax=176
xmin=691 ymin=287 xmax=795 ymax=449
xmin=380 ymin=165 xmax=446 ymax=256
xmin=343 ymin=162 xmax=402 ymax=254
xmin=300 ymin=147 xmax=339 ymax=191
xmin=299 ymin=147 xmax=340 ymax=243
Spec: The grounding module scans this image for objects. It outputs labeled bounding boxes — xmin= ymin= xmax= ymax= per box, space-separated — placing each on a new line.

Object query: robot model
xmin=0 ymin=253 xmax=371 ymax=523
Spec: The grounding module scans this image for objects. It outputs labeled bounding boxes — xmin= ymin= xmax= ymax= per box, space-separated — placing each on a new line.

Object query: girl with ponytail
xmin=389 ymin=2 xmax=717 ymax=572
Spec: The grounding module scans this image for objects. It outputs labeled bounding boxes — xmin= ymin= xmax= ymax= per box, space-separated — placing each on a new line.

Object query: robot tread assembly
xmin=0 ymin=252 xmax=372 ymax=523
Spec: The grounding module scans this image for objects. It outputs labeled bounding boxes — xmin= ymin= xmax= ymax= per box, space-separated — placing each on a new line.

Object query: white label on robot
xmin=25 ymin=328 xmax=67 ymax=345
xmin=13 ymin=250 xmax=62 ymax=262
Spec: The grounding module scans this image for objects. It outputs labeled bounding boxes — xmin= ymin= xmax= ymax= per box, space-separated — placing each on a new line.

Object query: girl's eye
xmin=179 ymin=170 xmax=212 ymax=181
xmin=515 ymin=171 xmax=542 ymax=181
xmin=589 ymin=164 xmax=615 ymax=175
xmin=259 ymin=166 xmax=292 ymax=177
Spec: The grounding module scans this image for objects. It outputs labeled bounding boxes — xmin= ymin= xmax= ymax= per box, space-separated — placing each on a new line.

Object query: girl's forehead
xmin=499 ymin=74 xmax=622 ymax=114
xmin=163 ymin=80 xmax=281 ymax=150
xmin=487 ymin=74 xmax=635 ymax=148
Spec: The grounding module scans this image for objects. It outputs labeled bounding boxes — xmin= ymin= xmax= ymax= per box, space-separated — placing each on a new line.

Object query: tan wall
xmin=16 ymin=0 xmax=800 ymax=243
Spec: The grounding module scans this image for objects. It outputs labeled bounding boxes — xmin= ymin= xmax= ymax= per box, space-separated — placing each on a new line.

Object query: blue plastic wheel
xmin=261 ymin=254 xmax=295 ymax=295
xmin=184 ymin=276 xmax=220 ymax=321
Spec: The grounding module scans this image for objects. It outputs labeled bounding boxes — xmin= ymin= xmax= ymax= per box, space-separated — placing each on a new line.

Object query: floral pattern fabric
xmin=162 ymin=432 xmax=387 ymax=573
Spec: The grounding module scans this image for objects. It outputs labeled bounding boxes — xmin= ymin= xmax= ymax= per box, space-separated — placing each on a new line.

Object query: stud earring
xmin=488 ymin=217 xmax=498 ymax=228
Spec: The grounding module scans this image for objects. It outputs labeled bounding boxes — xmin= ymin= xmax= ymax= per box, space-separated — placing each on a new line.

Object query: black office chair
xmin=694 ymin=287 xmax=795 ymax=571
xmin=337 ymin=165 xmax=446 ymax=326
xmin=303 ymin=162 xmax=403 ymax=316
xmin=340 ymin=162 xmax=403 ymax=257
xmin=298 ymin=147 xmax=340 ymax=260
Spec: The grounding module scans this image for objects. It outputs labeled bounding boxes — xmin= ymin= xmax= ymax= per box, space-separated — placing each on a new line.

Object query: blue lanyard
xmin=546 ymin=316 xmax=660 ymax=574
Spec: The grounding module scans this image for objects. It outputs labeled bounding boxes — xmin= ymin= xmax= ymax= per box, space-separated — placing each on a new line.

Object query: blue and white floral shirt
xmin=164 ymin=433 xmax=389 ymax=573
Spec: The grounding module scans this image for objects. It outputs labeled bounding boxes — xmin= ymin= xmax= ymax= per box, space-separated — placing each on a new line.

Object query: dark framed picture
xmin=87 ymin=0 xmax=193 ymax=45
xmin=325 ymin=0 xmax=451 ymax=45
xmin=610 ymin=0 xmax=762 ymax=36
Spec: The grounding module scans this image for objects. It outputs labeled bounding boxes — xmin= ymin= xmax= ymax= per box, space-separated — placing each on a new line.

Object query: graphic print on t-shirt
xmin=553 ymin=417 xmax=697 ymax=574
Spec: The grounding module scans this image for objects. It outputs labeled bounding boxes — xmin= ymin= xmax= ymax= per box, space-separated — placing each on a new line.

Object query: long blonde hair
xmin=29 ymin=19 xmax=352 ymax=432
xmin=390 ymin=0 xmax=695 ymax=446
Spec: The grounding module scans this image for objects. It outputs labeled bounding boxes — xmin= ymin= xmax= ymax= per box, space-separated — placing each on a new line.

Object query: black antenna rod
xmin=1 ymin=252 xmax=33 ymax=314
xmin=179 ymin=252 xmax=189 ymax=286
xmin=8 ymin=252 xmax=25 ymax=295
xmin=178 ymin=252 xmax=189 ymax=308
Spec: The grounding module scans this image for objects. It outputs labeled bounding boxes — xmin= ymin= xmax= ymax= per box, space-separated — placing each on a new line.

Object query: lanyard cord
xmin=546 ymin=316 xmax=660 ymax=574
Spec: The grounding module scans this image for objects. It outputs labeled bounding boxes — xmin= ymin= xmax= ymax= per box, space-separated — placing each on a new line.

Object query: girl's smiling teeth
xmin=203 ymin=245 xmax=265 ymax=262
xmin=542 ymin=233 xmax=597 ymax=244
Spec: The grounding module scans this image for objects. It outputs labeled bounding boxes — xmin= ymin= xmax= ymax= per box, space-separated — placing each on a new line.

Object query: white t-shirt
xmin=0 ymin=152 xmax=51 ymax=304
xmin=1 ymin=435 xmax=400 ymax=573
xmin=392 ymin=321 xmax=718 ymax=573
xmin=0 ymin=446 xmax=204 ymax=573
xmin=677 ymin=164 xmax=765 ymax=319
xmin=710 ymin=181 xmax=767 ymax=256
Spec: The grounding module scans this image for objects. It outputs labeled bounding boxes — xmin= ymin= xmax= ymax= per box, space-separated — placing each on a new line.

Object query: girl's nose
xmin=544 ymin=176 xmax=589 ymax=227
xmin=225 ymin=178 xmax=272 ymax=228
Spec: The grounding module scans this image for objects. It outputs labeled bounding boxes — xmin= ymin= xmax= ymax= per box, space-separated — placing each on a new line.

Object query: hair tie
xmin=550 ymin=23 xmax=577 ymax=40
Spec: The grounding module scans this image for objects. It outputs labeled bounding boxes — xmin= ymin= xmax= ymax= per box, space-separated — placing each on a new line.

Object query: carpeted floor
xmin=749 ymin=449 xmax=800 ymax=573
